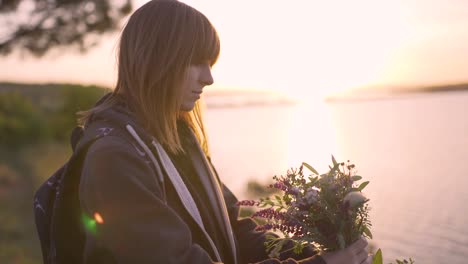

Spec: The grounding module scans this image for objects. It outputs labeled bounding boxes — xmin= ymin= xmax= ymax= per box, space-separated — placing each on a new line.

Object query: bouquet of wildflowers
xmin=237 ymin=156 xmax=371 ymax=256
xmin=237 ymin=156 xmax=415 ymax=263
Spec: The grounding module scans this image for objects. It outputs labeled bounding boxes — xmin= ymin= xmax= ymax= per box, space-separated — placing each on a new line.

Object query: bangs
xmin=191 ymin=14 xmax=220 ymax=66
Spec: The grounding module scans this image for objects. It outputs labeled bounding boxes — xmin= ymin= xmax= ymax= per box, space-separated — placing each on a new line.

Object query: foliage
xmin=47 ymin=84 xmax=107 ymax=140
xmin=0 ymin=143 xmax=71 ymax=264
xmin=0 ymin=143 xmax=67 ymax=264
xmin=372 ymin=249 xmax=415 ymax=264
xmin=372 ymin=249 xmax=383 ymax=264
xmin=246 ymin=179 xmax=280 ymax=198
xmin=0 ymin=0 xmax=132 ymax=57
xmin=0 ymin=83 xmax=107 ymax=146
xmin=238 ymin=156 xmax=372 ymax=255
xmin=393 ymin=259 xmax=415 ymax=264
xmin=0 ymin=91 xmax=46 ymax=146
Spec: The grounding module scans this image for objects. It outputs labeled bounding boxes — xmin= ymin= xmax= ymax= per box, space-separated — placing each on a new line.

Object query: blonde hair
xmin=78 ymin=0 xmax=220 ymax=155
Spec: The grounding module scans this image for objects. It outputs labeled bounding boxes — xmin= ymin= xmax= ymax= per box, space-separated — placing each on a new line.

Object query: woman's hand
xmin=320 ymin=237 xmax=371 ymax=264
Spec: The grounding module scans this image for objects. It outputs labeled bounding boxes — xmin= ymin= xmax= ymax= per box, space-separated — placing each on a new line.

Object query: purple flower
xmin=255 ymin=223 xmax=273 ymax=232
xmin=252 ymin=208 xmax=286 ymax=221
xmin=287 ymin=187 xmax=300 ymax=196
xmin=236 ymin=200 xmax=258 ymax=206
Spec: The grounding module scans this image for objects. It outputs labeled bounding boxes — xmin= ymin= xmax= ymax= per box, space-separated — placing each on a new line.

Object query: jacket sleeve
xmin=79 ymin=136 xmax=214 ymax=264
xmin=220 ymin=182 xmax=325 ymax=264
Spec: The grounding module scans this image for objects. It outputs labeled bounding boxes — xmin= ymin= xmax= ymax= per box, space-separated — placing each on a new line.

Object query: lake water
xmin=204 ymin=91 xmax=468 ymax=264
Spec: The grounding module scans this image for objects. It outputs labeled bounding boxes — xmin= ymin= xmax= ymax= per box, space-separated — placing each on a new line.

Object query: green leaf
xmin=358 ymin=181 xmax=369 ymax=191
xmin=293 ymin=242 xmax=305 ymax=255
xmin=268 ymin=239 xmax=287 ymax=258
xmin=302 ymin=162 xmax=319 ymax=175
xmin=337 ymin=233 xmax=345 ymax=249
xmin=351 ymin=175 xmax=362 ymax=181
xmin=330 ymin=163 xmax=340 ymax=174
xmin=372 ymin=249 xmax=383 ymax=264
xmin=331 ymin=155 xmax=338 ymax=166
xmin=363 ymin=226 xmax=373 ymax=239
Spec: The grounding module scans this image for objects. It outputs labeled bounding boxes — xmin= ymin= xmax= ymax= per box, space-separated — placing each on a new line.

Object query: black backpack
xmin=33 ymin=126 xmax=101 ymax=264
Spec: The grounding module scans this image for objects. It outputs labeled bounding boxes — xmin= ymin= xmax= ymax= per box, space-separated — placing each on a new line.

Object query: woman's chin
xmin=180 ymin=103 xmax=196 ymax=112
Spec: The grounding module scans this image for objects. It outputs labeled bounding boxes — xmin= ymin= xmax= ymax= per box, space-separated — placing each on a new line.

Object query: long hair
xmin=78 ymin=0 xmax=220 ymax=155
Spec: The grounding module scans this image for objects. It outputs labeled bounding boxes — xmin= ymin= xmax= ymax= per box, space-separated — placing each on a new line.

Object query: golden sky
xmin=1 ymin=0 xmax=468 ymax=100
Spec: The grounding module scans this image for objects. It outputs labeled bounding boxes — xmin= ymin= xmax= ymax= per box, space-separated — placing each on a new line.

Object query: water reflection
xmin=205 ymin=92 xmax=468 ymax=263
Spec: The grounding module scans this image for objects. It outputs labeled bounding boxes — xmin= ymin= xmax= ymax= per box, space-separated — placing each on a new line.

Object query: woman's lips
xmin=192 ymin=91 xmax=202 ymax=99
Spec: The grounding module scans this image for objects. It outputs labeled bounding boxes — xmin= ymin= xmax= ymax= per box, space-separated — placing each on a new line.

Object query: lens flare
xmin=94 ymin=212 xmax=104 ymax=224
xmin=82 ymin=214 xmax=97 ymax=235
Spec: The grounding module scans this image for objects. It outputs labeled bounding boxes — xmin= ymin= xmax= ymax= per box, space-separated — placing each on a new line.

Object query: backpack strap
xmin=48 ymin=129 xmax=104 ymax=264
xmin=33 ymin=165 xmax=65 ymax=264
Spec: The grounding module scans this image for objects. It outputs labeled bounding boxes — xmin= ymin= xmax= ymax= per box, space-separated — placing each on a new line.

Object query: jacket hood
xmin=86 ymin=93 xmax=139 ymax=129
xmin=72 ymin=93 xmax=153 ymax=152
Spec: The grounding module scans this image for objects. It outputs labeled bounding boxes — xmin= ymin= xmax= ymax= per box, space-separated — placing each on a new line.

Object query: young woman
xmin=77 ymin=1 xmax=371 ymax=263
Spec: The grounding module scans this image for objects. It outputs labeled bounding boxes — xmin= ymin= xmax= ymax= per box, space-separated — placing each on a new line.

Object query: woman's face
xmin=180 ymin=63 xmax=214 ymax=111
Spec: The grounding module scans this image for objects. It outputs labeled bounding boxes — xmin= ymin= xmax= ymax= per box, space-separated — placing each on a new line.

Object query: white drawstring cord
xmin=151 ymin=140 xmax=204 ymax=228
xmin=125 ymin=124 xmax=166 ymax=203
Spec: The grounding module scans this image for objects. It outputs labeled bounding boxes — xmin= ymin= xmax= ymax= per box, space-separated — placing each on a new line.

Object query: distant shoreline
xmin=398 ymin=83 xmax=468 ymax=94
xmin=326 ymin=83 xmax=468 ymax=103
xmin=3 ymin=81 xmax=468 ymax=106
xmin=0 ymin=81 xmax=297 ymax=109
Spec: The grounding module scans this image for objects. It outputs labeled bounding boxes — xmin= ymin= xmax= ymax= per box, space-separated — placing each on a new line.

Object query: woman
xmin=77 ymin=0 xmax=371 ymax=263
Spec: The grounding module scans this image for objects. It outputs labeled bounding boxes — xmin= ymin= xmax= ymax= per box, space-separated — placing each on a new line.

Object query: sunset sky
xmin=1 ymin=0 xmax=468 ymax=100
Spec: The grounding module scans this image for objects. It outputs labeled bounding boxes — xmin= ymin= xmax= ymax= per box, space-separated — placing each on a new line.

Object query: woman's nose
xmin=200 ymin=65 xmax=214 ymax=86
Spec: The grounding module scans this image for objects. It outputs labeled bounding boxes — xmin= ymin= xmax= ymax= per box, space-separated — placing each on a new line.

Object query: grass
xmin=0 ymin=143 xmax=70 ymax=264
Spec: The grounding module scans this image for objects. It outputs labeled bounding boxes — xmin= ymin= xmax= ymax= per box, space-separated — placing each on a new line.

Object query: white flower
xmin=343 ymin=192 xmax=367 ymax=208
xmin=289 ymin=186 xmax=300 ymax=195
xmin=304 ymin=188 xmax=319 ymax=204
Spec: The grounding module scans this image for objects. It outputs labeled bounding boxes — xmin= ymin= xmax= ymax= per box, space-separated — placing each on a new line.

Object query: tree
xmin=0 ymin=0 xmax=132 ymax=57
xmin=0 ymin=91 xmax=46 ymax=146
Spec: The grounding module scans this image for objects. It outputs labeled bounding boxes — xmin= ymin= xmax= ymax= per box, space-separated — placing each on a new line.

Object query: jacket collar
xmin=183 ymin=130 xmax=238 ymax=264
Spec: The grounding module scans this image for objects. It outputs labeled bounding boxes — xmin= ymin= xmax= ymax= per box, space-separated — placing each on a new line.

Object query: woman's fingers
xmin=361 ymin=255 xmax=373 ymax=264
xmin=321 ymin=238 xmax=370 ymax=264
xmin=349 ymin=237 xmax=368 ymax=254
xmin=356 ymin=249 xmax=369 ymax=263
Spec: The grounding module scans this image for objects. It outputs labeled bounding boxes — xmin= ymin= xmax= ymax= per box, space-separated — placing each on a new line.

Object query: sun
xmin=191 ymin=0 xmax=414 ymax=101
